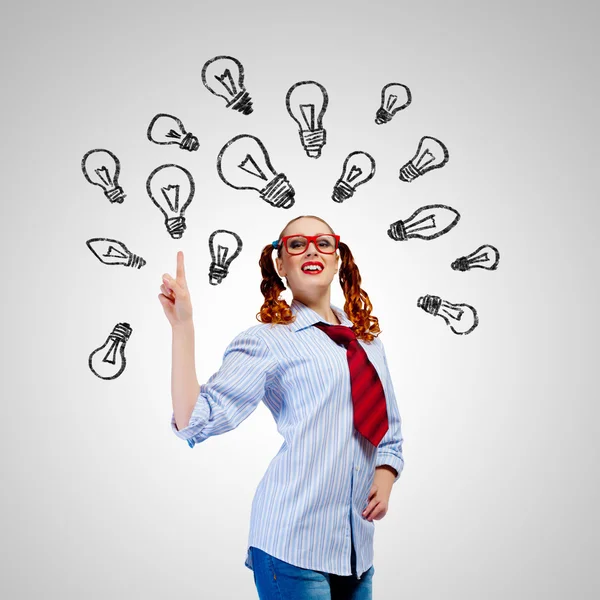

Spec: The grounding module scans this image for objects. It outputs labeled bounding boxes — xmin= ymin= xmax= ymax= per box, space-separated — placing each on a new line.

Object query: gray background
xmin=1 ymin=0 xmax=598 ymax=598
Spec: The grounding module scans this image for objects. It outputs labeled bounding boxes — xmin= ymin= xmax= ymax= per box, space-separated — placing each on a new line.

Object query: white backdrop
xmin=1 ymin=0 xmax=598 ymax=598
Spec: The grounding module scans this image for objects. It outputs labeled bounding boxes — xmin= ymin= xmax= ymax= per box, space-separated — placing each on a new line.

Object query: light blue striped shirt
xmin=171 ymin=298 xmax=404 ymax=578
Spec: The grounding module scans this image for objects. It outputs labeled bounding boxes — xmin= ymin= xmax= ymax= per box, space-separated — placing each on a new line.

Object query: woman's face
xmin=275 ymin=217 xmax=340 ymax=298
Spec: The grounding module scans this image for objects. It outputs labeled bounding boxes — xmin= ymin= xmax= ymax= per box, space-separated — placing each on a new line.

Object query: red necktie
xmin=313 ymin=322 xmax=389 ymax=446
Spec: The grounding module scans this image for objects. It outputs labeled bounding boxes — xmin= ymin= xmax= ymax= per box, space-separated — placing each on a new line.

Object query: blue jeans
xmin=250 ymin=545 xmax=374 ymax=600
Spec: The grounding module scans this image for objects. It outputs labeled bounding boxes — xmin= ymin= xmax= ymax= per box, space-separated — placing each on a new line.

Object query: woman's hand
xmin=158 ymin=251 xmax=194 ymax=328
xmin=362 ymin=467 xmax=395 ymax=522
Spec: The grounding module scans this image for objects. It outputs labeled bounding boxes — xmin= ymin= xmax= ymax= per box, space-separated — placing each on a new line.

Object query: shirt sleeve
xmin=170 ymin=329 xmax=278 ymax=449
xmin=374 ymin=338 xmax=405 ymax=483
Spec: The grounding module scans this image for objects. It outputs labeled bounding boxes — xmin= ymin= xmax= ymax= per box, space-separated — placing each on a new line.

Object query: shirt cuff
xmin=375 ymin=452 xmax=404 ymax=483
xmin=171 ymin=395 xmax=211 ymax=449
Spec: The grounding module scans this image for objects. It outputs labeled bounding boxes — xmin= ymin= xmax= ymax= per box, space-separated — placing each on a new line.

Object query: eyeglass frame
xmin=272 ymin=233 xmax=341 ymax=255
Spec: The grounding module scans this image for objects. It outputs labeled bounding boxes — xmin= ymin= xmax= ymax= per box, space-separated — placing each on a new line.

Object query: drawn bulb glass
xmin=86 ymin=238 xmax=146 ymax=269
xmin=147 ymin=113 xmax=199 ymax=151
xmin=417 ymin=295 xmax=479 ymax=335
xmin=208 ymin=230 xmax=243 ymax=285
xmin=146 ymin=164 xmax=195 ymax=239
xmin=388 ymin=204 xmax=460 ymax=241
xmin=201 ymin=55 xmax=253 ymax=114
xmin=332 ymin=151 xmax=376 ymax=202
xmin=217 ymin=134 xmax=295 ymax=208
xmin=399 ymin=136 xmax=449 ymax=182
xmin=375 ymin=83 xmax=411 ymax=124
xmin=451 ymin=244 xmax=500 ymax=271
xmin=81 ymin=148 xmax=126 ymax=203
xmin=88 ymin=322 xmax=132 ymax=379
xmin=286 ymin=81 xmax=328 ymax=158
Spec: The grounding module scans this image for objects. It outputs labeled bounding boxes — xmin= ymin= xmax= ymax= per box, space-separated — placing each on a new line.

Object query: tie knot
xmin=313 ymin=322 xmax=357 ymax=347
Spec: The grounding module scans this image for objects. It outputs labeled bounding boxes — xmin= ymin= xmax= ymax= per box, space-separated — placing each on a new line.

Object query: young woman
xmin=159 ymin=215 xmax=404 ymax=600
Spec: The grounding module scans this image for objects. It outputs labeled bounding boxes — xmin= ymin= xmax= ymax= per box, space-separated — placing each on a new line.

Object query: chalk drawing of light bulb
xmin=208 ymin=229 xmax=243 ymax=285
xmin=217 ymin=134 xmax=295 ymax=209
xmin=86 ymin=238 xmax=146 ymax=269
xmin=388 ymin=204 xmax=460 ymax=241
xmin=82 ymin=149 xmax=126 ymax=203
xmin=146 ymin=164 xmax=195 ymax=239
xmin=286 ymin=80 xmax=328 ymax=158
xmin=375 ymin=83 xmax=412 ymax=125
xmin=451 ymin=244 xmax=500 ymax=272
xmin=399 ymin=136 xmax=449 ymax=182
xmin=88 ymin=322 xmax=133 ymax=379
xmin=332 ymin=151 xmax=376 ymax=203
xmin=147 ymin=113 xmax=199 ymax=151
xmin=417 ymin=295 xmax=479 ymax=335
xmin=201 ymin=55 xmax=253 ymax=115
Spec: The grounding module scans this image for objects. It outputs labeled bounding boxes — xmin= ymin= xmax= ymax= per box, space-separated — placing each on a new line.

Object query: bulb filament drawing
xmin=286 ymin=81 xmax=329 ymax=158
xmin=88 ymin=322 xmax=133 ymax=379
xmin=375 ymin=83 xmax=412 ymax=124
xmin=388 ymin=204 xmax=460 ymax=241
xmin=208 ymin=230 xmax=243 ymax=285
xmin=399 ymin=136 xmax=449 ymax=182
xmin=332 ymin=151 xmax=376 ymax=202
xmin=86 ymin=238 xmax=146 ymax=269
xmin=451 ymin=244 xmax=500 ymax=271
xmin=147 ymin=113 xmax=199 ymax=151
xmin=201 ymin=55 xmax=253 ymax=115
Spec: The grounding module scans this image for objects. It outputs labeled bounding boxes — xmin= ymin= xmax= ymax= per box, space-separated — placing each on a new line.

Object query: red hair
xmin=256 ymin=215 xmax=381 ymax=342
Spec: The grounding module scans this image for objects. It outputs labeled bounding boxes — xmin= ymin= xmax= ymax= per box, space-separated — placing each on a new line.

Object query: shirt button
xmin=355 ymin=466 xmax=360 ymax=471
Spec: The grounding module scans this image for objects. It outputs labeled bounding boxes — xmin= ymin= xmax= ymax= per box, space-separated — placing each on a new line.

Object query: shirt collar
xmin=290 ymin=298 xmax=353 ymax=332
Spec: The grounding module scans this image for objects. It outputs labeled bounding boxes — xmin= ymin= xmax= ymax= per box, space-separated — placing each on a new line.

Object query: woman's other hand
xmin=158 ymin=251 xmax=194 ymax=328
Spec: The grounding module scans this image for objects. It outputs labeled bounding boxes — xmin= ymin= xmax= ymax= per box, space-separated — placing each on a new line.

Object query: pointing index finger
xmin=177 ymin=250 xmax=186 ymax=282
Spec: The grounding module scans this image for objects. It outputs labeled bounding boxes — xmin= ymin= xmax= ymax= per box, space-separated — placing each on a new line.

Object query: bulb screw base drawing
xmin=227 ymin=90 xmax=253 ymax=115
xmin=127 ymin=254 xmax=147 ymax=269
xmin=180 ymin=133 xmax=200 ymax=151
xmin=417 ymin=294 xmax=441 ymax=315
xmin=300 ymin=129 xmax=326 ymax=158
xmin=375 ymin=108 xmax=392 ymax=125
xmin=332 ymin=180 xmax=354 ymax=203
xmin=451 ymin=257 xmax=469 ymax=271
xmin=387 ymin=219 xmax=407 ymax=241
xmin=260 ymin=173 xmax=295 ymax=208
xmin=111 ymin=322 xmax=133 ymax=341
xmin=165 ymin=216 xmax=187 ymax=239
xmin=399 ymin=162 xmax=420 ymax=182
xmin=209 ymin=262 xmax=228 ymax=285
xmin=105 ymin=186 xmax=126 ymax=203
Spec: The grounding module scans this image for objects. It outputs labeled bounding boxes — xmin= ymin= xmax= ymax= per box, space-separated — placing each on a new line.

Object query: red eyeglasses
xmin=272 ymin=234 xmax=340 ymax=255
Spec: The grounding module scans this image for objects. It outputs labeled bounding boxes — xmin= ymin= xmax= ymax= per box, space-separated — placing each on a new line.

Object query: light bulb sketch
xmin=86 ymin=238 xmax=146 ymax=269
xmin=146 ymin=164 xmax=195 ymax=239
xmin=452 ymin=244 xmax=500 ymax=272
xmin=417 ymin=295 xmax=479 ymax=335
xmin=286 ymin=80 xmax=328 ymax=158
xmin=81 ymin=149 xmax=126 ymax=204
xmin=147 ymin=113 xmax=199 ymax=151
xmin=208 ymin=229 xmax=243 ymax=285
xmin=217 ymin=134 xmax=295 ymax=209
xmin=375 ymin=83 xmax=412 ymax=125
xmin=399 ymin=136 xmax=449 ymax=182
xmin=88 ymin=322 xmax=133 ymax=379
xmin=332 ymin=151 xmax=376 ymax=203
xmin=201 ymin=55 xmax=253 ymax=115
xmin=388 ymin=204 xmax=460 ymax=241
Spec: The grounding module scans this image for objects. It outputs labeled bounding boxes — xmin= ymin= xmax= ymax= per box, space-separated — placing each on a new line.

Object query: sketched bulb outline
xmin=375 ymin=83 xmax=412 ymax=124
xmin=217 ymin=134 xmax=295 ymax=209
xmin=332 ymin=151 xmax=376 ymax=203
xmin=146 ymin=164 xmax=195 ymax=239
xmin=208 ymin=230 xmax=243 ymax=285
xmin=399 ymin=136 xmax=449 ymax=182
xmin=89 ymin=322 xmax=133 ymax=379
xmin=451 ymin=244 xmax=500 ymax=271
xmin=147 ymin=113 xmax=199 ymax=151
xmin=388 ymin=204 xmax=460 ymax=241
xmin=417 ymin=295 xmax=479 ymax=335
xmin=86 ymin=238 xmax=146 ymax=269
xmin=286 ymin=81 xmax=328 ymax=158
xmin=201 ymin=55 xmax=253 ymax=115
xmin=82 ymin=149 xmax=126 ymax=203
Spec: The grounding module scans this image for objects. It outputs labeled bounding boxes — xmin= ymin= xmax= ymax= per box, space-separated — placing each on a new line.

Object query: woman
xmin=159 ymin=215 xmax=404 ymax=600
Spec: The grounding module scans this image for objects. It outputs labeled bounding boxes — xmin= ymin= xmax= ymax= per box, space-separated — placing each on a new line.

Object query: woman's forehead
xmin=282 ymin=218 xmax=332 ymax=236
